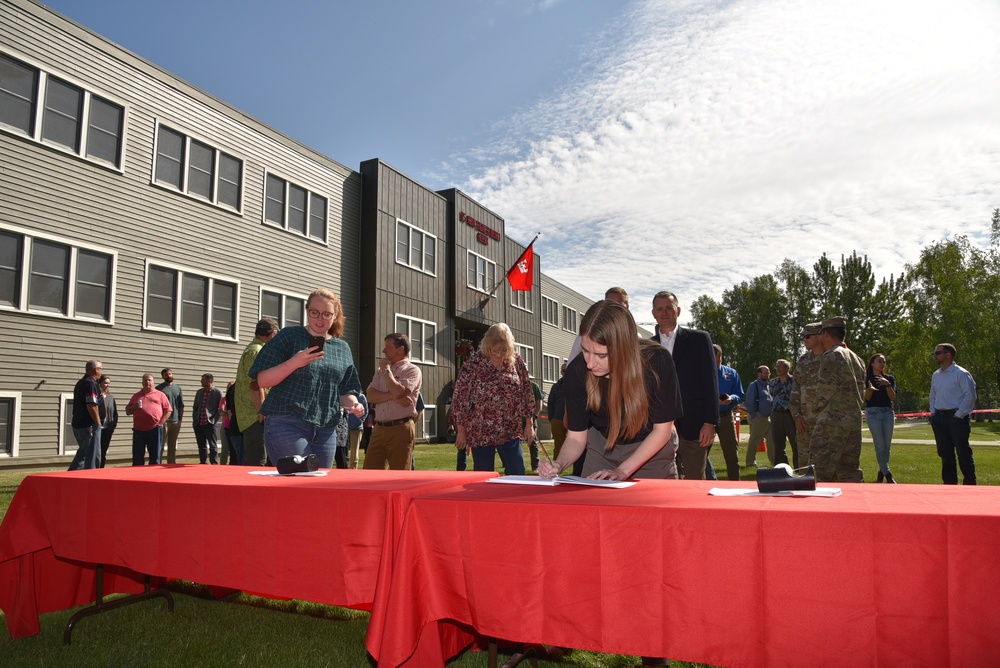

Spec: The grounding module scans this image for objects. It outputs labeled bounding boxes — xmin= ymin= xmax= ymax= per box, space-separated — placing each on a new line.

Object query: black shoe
xmin=876 ymin=471 xmax=884 ymax=483
xmin=885 ymin=472 xmax=896 ymax=484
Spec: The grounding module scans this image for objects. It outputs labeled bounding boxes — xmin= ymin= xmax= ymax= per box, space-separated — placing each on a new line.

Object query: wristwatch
xmin=382 ymin=369 xmax=391 ymax=376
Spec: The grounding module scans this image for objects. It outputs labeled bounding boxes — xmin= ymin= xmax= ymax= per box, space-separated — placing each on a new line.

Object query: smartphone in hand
xmin=308 ymin=335 xmax=325 ymax=352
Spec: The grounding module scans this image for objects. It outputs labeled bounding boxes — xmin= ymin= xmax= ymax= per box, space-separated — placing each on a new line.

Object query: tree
xmin=896 ymin=236 xmax=1000 ymax=411
xmin=775 ymin=258 xmax=814 ymax=357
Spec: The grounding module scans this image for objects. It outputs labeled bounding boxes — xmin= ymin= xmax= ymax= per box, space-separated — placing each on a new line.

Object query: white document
xmin=487 ymin=475 xmax=636 ymax=489
xmin=708 ymin=487 xmax=841 ymax=497
xmin=248 ymin=470 xmax=328 ymax=477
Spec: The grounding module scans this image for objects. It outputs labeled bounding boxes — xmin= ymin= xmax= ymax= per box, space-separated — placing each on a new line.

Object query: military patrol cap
xmin=799 ymin=322 xmax=823 ymax=336
xmin=821 ymin=316 xmax=847 ymax=330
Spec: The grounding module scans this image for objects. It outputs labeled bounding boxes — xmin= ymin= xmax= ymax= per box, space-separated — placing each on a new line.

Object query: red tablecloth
xmin=367 ymin=479 xmax=1000 ymax=668
xmin=0 ymin=465 xmax=497 ymax=638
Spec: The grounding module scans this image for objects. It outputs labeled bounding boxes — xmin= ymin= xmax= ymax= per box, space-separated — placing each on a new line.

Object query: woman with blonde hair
xmin=539 ymin=300 xmax=682 ymax=480
xmin=451 ymin=323 xmax=534 ymax=474
xmin=249 ymin=288 xmax=365 ymax=468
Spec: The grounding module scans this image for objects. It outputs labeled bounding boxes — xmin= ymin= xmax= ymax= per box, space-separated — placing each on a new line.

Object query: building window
xmin=263 ymin=172 xmax=327 ymax=242
xmin=562 ymin=306 xmax=578 ymax=334
xmin=0 ymin=225 xmax=114 ymax=322
xmin=466 ymin=251 xmax=496 ymax=293
xmin=42 ymin=76 xmax=82 ymax=153
xmin=543 ymin=354 xmax=561 ymax=383
xmin=541 ymin=296 xmax=559 ymax=326
xmin=260 ymin=288 xmax=306 ymax=328
xmin=0 ymin=51 xmax=125 ymax=169
xmin=395 ymin=219 xmax=437 ymax=276
xmin=154 ymin=123 xmax=243 ymax=211
xmin=421 ymin=405 xmax=437 ymax=439
xmin=59 ymin=393 xmax=74 ymax=456
xmin=395 ymin=314 xmax=436 ymax=365
xmin=0 ymin=53 xmax=38 ymax=136
xmin=0 ymin=392 xmax=21 ymax=457
xmin=515 ymin=343 xmax=535 ymax=378
xmin=144 ymin=262 xmax=238 ymax=339
xmin=511 ymin=286 xmax=532 ymax=312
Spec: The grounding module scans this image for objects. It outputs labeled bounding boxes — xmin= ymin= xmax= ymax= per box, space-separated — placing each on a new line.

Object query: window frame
xmin=262 ymin=170 xmax=329 ymax=244
xmin=511 ymin=285 xmax=533 ymax=312
xmin=259 ymin=287 xmax=308 ymax=329
xmin=394 ymin=313 xmax=437 ymax=365
xmin=152 ymin=120 xmax=244 ymax=213
xmin=562 ymin=306 xmax=578 ymax=334
xmin=142 ymin=259 xmax=240 ymax=340
xmin=541 ymin=296 xmax=559 ymax=326
xmin=417 ymin=405 xmax=437 ymax=440
xmin=515 ymin=343 xmax=535 ymax=379
xmin=466 ymin=250 xmax=497 ymax=294
xmin=395 ymin=218 xmax=437 ymax=276
xmin=0 ymin=223 xmax=117 ymax=324
xmin=543 ymin=353 xmax=561 ymax=383
xmin=0 ymin=391 xmax=22 ymax=458
xmin=0 ymin=48 xmax=127 ymax=171
xmin=58 ymin=392 xmax=74 ymax=456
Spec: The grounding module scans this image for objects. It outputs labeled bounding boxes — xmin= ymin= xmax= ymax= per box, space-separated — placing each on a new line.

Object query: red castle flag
xmin=505 ymin=242 xmax=534 ymax=291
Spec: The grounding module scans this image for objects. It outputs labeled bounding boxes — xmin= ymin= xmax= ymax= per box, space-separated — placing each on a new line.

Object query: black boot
xmin=885 ymin=472 xmax=896 ymax=484
xmin=876 ymin=471 xmax=884 ymax=483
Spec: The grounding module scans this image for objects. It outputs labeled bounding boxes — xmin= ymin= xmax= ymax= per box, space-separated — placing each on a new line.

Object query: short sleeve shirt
xmin=564 ymin=346 xmax=683 ymax=443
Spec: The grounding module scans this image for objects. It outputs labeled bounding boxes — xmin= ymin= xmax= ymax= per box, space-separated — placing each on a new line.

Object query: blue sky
xmin=43 ymin=0 xmax=1000 ymax=327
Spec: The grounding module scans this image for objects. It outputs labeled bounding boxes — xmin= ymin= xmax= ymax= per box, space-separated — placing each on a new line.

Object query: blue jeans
xmin=930 ymin=412 xmax=976 ymax=484
xmin=471 ymin=438 xmax=526 ymax=475
xmin=132 ymin=427 xmax=163 ymax=466
xmin=865 ymin=407 xmax=895 ymax=474
xmin=264 ymin=415 xmax=338 ymax=469
xmin=69 ymin=424 xmax=102 ymax=470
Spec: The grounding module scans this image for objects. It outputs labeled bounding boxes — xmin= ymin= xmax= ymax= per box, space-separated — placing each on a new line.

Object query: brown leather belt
xmin=376 ymin=417 xmax=414 ymax=427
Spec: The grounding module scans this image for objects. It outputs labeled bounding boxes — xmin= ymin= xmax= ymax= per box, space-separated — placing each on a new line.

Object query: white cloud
xmin=457 ymin=0 xmax=1000 ymax=320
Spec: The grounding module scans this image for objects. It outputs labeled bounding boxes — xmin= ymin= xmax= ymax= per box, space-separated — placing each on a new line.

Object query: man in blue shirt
xmin=769 ymin=359 xmax=798 ymax=467
xmin=713 ymin=344 xmax=744 ymax=481
xmin=745 ymin=365 xmax=774 ymax=468
xmin=929 ymin=343 xmax=977 ymax=484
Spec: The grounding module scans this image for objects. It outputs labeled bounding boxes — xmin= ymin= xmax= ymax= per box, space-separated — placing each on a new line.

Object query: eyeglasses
xmin=307 ymin=309 xmax=336 ymax=319
xmin=933 ymin=350 xmax=945 ymax=356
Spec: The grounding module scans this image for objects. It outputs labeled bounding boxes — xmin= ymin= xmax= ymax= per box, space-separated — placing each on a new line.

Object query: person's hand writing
xmin=538 ymin=459 xmax=562 ymax=479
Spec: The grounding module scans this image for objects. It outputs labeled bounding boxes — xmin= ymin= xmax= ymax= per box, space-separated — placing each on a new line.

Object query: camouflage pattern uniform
xmin=790 ymin=323 xmax=823 ymax=466
xmin=810 ymin=341 xmax=866 ymax=482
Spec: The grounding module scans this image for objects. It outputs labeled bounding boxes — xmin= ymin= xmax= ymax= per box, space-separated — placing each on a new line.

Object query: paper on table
xmin=708 ymin=487 xmax=841 ymax=497
xmin=248 ymin=470 xmax=328 ymax=477
xmin=487 ymin=475 xmax=636 ymax=489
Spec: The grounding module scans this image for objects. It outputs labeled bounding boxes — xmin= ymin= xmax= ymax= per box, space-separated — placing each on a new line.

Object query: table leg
xmin=63 ymin=565 xmax=175 ymax=644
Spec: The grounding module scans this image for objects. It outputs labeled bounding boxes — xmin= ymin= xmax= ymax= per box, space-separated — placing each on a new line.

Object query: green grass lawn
xmin=1 ymin=423 xmax=996 ymax=667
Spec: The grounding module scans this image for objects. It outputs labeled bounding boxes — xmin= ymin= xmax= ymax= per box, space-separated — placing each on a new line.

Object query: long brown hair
xmin=579 ymin=300 xmax=654 ymax=451
xmin=307 ymin=288 xmax=345 ymax=338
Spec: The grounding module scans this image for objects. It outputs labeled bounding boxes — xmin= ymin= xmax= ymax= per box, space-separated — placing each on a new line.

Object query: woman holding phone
xmin=249 ymin=288 xmax=364 ymax=468
xmin=539 ymin=300 xmax=682 ymax=481
xmin=865 ymin=353 xmax=898 ymax=483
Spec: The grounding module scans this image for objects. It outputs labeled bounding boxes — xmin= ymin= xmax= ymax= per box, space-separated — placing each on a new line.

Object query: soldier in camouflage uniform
xmin=790 ymin=322 xmax=824 ymax=467
xmin=810 ymin=316 xmax=866 ymax=482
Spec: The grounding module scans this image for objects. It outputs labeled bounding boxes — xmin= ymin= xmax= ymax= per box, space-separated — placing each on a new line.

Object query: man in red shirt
xmin=126 ymin=373 xmax=172 ymax=466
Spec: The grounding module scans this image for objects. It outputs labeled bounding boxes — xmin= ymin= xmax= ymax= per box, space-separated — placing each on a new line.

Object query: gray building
xmin=0 ymin=0 xmax=610 ymax=467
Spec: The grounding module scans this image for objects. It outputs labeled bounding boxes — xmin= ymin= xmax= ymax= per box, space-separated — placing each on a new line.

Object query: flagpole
xmin=478 ymin=233 xmax=539 ymax=309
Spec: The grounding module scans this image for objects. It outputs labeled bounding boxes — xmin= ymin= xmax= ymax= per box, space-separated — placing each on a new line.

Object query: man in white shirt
xmin=929 ymin=343 xmax=977 ymax=484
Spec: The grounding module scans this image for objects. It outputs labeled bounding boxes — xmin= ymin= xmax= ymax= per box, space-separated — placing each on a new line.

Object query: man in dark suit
xmin=651 ymin=291 xmax=719 ymax=479
xmin=192 ymin=373 xmax=223 ymax=464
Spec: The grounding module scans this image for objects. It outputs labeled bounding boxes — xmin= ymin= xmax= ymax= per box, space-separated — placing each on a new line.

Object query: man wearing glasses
xmin=791 ymin=322 xmax=824 ymax=467
xmin=930 ymin=343 xmax=977 ymax=484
